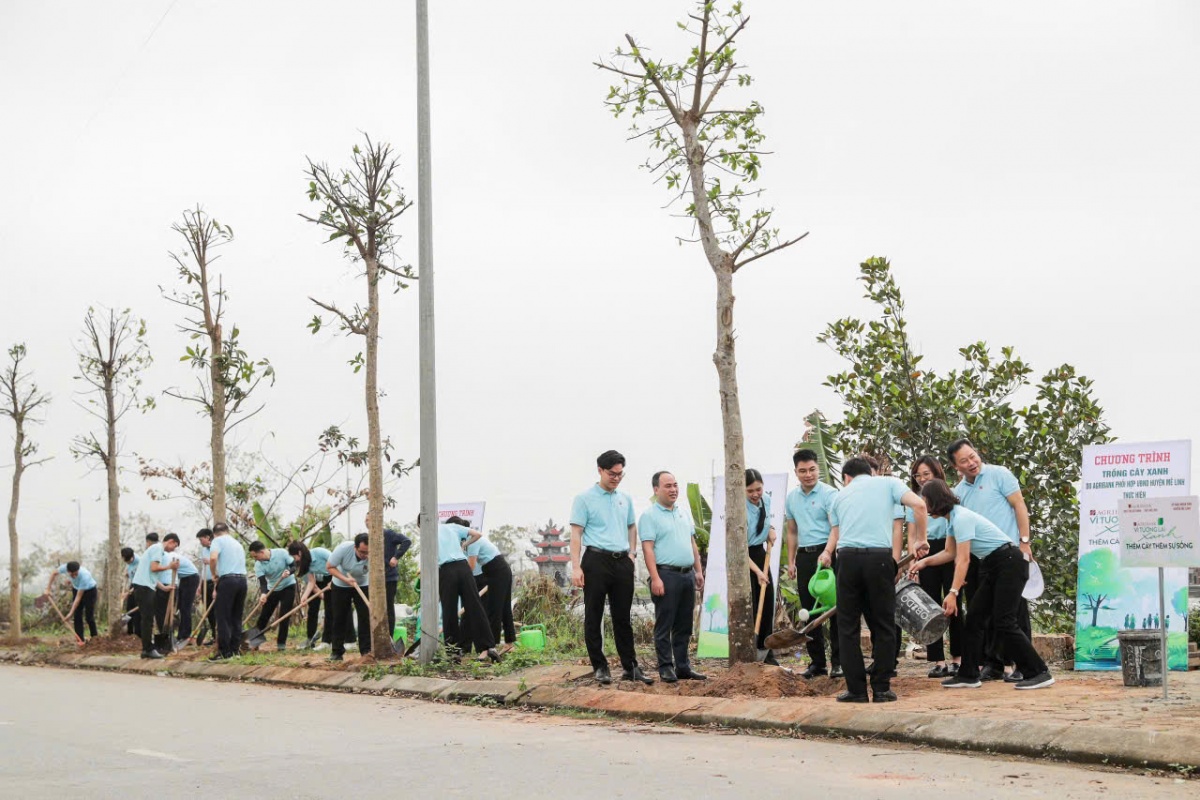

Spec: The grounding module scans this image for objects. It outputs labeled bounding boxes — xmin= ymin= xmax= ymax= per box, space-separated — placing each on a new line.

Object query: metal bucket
xmin=894 ymin=579 xmax=949 ymax=646
xmin=1117 ymin=629 xmax=1163 ymax=687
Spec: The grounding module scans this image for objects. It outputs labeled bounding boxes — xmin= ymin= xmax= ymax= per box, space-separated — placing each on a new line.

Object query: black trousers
xmin=196 ymin=579 xmax=215 ymax=644
xmin=651 ymin=568 xmax=695 ymax=670
xmin=440 ymin=560 xmax=495 ymax=655
xmin=254 ymin=584 xmax=296 ymax=647
xmin=918 ymin=539 xmax=961 ymax=661
xmin=307 ymin=576 xmax=333 ymax=643
xmin=835 ymin=549 xmax=897 ymax=696
xmin=124 ymin=591 xmax=140 ymax=637
xmin=385 ymin=579 xmax=399 ymax=638
xmin=214 ymin=575 xmax=247 ymax=658
xmin=795 ymin=548 xmax=839 ymax=669
xmin=153 ymin=585 xmax=172 ymax=650
xmin=959 ymin=546 xmax=1047 ymax=680
xmin=581 ymin=548 xmax=636 ymax=672
xmin=462 ymin=573 xmax=489 ymax=653
xmin=748 ymin=544 xmax=775 ymax=650
xmin=330 ymin=584 xmax=370 ymax=657
xmin=176 ymin=574 xmax=200 ymax=642
xmin=70 ymin=587 xmax=98 ymax=640
xmin=963 ymin=556 xmax=1032 ymax=670
xmin=481 ymin=556 xmax=516 ymax=644
xmin=133 ymin=585 xmax=158 ymax=654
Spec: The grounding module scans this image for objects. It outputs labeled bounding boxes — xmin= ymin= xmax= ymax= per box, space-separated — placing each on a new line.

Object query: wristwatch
xmin=948 ymin=588 xmax=959 ymax=596
xmin=1020 ymin=537 xmax=1030 ymax=544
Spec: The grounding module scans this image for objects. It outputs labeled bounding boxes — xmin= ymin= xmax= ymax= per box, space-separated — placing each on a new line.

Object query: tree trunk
xmin=104 ymin=375 xmax=122 ymax=637
xmin=680 ymin=118 xmax=753 ymax=664
xmin=1090 ymin=597 xmax=1103 ymax=628
xmin=7 ymin=428 xmax=23 ymax=639
xmin=364 ymin=256 xmax=391 ymax=658
xmin=209 ymin=324 xmax=227 ymax=527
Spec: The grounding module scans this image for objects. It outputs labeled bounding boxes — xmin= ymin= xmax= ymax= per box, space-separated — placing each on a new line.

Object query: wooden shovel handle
xmin=260 ymin=585 xmax=331 ymax=634
xmin=458 ymin=585 xmax=488 ymax=617
xmin=46 ymin=593 xmax=85 ymax=645
xmin=754 ymin=540 xmax=773 ymax=637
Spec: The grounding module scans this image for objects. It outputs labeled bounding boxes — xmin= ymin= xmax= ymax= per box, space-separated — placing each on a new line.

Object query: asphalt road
xmin=1 ymin=665 xmax=1194 ymax=799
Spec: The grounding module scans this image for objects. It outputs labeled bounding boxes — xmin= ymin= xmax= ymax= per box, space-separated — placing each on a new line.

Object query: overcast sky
xmin=1 ymin=1 xmax=1197 ymax=558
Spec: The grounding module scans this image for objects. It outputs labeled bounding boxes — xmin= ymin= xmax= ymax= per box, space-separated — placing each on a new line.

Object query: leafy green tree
xmin=303 ymin=135 xmax=416 ymax=659
xmin=163 ymin=207 xmax=275 ymax=528
xmin=70 ymin=307 xmax=153 ymax=636
xmin=820 ymin=257 xmax=1111 ymax=631
xmin=1173 ymin=585 xmax=1188 ymax=617
xmin=704 ymin=591 xmax=722 ymax=630
xmin=1 ymin=344 xmax=51 ymax=640
xmin=1076 ymin=549 xmax=1130 ymax=628
xmin=598 ymin=0 xmax=806 ymax=664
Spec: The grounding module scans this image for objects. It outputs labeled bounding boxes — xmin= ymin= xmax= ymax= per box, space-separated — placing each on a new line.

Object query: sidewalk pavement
xmin=3 ymin=647 xmax=1198 ymax=773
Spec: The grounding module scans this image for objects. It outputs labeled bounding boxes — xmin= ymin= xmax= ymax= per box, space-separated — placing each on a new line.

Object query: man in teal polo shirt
xmin=43 ymin=561 xmax=99 ymax=642
xmin=820 ymin=457 xmax=928 ymax=703
xmin=207 ymin=523 xmax=248 ymax=660
xmin=249 ymin=542 xmax=298 ymax=650
xmin=132 ymin=539 xmax=167 ymax=659
xmin=948 ymin=438 xmax=1034 ymax=682
xmin=639 ymin=471 xmax=705 ymax=683
xmin=570 ymin=449 xmax=650 ymax=685
xmin=327 ymin=534 xmax=371 ymax=661
xmin=785 ymin=448 xmax=841 ymax=679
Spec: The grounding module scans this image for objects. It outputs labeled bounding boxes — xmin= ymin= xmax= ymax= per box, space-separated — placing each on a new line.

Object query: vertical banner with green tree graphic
xmin=1075 ymin=440 xmax=1191 ymax=670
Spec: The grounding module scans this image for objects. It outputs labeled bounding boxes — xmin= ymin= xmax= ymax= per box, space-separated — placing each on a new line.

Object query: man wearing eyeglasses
xmin=570 ymin=449 xmax=653 ymax=685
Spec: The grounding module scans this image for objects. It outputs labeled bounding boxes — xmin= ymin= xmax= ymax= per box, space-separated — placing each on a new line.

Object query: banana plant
xmin=795 ymin=409 xmax=841 ymax=487
xmin=251 ymin=501 xmax=283 ymax=547
xmin=686 ymin=482 xmax=712 ymax=555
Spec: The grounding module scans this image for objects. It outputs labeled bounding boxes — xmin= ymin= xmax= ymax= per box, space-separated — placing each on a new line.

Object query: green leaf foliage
xmin=820 ymin=257 xmax=1112 ymax=632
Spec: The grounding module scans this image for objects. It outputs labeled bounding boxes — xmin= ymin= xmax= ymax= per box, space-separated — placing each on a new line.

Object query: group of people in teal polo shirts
xmin=571 ymin=439 xmax=1054 ymax=701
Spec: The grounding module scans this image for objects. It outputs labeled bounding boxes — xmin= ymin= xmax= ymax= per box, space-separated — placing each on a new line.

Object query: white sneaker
xmin=313 ymin=643 xmax=329 ymax=652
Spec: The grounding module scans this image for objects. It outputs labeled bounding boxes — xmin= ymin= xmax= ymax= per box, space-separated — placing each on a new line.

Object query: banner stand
xmin=1157 ymin=567 xmax=1168 ymax=699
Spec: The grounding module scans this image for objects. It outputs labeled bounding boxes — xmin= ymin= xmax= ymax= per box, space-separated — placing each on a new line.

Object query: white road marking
xmin=126 ymin=749 xmax=190 ymax=762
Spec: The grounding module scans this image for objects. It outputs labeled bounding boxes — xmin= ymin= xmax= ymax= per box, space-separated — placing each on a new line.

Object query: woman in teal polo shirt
xmin=745 ymin=468 xmax=778 ymax=663
xmin=907 ymin=456 xmax=960 ymax=677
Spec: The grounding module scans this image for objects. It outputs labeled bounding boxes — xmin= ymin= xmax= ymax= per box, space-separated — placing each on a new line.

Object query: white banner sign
xmin=437 ymin=501 xmax=486 ymax=532
xmin=1119 ymin=497 xmax=1200 ymax=569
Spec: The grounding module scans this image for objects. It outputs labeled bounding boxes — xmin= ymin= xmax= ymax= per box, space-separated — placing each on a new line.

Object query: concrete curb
xmin=4 ymin=650 xmax=1197 ymax=772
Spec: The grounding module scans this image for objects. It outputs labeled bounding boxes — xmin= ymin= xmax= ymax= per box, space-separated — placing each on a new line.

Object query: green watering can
xmin=807 ymin=567 xmax=837 ymax=616
xmin=516 ymin=624 xmax=547 ymax=652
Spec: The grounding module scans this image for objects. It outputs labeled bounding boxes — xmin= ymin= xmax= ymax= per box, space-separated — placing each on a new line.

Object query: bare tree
xmin=162 ymin=207 xmax=274 ymax=528
xmin=1 ymin=344 xmax=51 ymax=639
xmin=302 ymin=135 xmax=416 ymax=659
xmin=598 ymin=1 xmax=806 ymax=663
xmin=70 ymin=307 xmax=153 ymax=635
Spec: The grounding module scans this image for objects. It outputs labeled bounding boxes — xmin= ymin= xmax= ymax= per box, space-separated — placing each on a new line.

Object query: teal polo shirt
xmin=467 ymin=537 xmax=501 ymax=575
xmin=211 ymin=535 xmax=247 ymax=577
xmin=784 ymin=483 xmax=837 ymax=547
xmin=570 ymin=484 xmax=636 ymax=553
xmin=328 ymin=541 xmax=370 ymax=587
xmin=175 ymin=552 xmax=199 ymax=578
xmin=829 ymin=476 xmax=909 ymax=550
xmin=438 ymin=523 xmax=469 ymax=565
xmin=746 ymin=494 xmax=773 ymax=547
xmin=254 ymin=548 xmax=297 ymax=591
xmin=132 ymin=544 xmax=164 ymax=589
xmin=954 ymin=464 xmax=1021 ymax=542
xmin=947 ymin=505 xmax=1012 ymax=558
xmin=125 ymin=555 xmax=139 ymax=583
xmin=637 ymin=502 xmax=696 ymax=568
xmin=57 ymin=564 xmax=97 ymax=591
xmin=905 ymin=506 xmax=948 ymax=540
xmin=198 ymin=546 xmax=212 ymax=580
xmin=309 ymin=546 xmax=331 ymax=579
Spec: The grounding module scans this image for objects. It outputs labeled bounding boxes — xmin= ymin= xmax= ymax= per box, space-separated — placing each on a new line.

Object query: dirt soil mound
xmin=619 ymin=663 xmax=937 ymax=700
xmin=80 ymin=635 xmax=142 ymax=654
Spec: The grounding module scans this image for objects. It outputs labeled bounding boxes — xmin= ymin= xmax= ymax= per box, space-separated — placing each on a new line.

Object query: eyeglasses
xmin=603 ymin=469 xmax=625 ymax=480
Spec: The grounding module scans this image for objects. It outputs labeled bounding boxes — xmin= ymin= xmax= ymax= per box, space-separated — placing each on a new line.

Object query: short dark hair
xmin=909 ymin=455 xmax=946 ymax=492
xmin=597 ymin=450 xmax=626 ymax=471
xmin=745 ymin=468 xmax=763 ymax=486
xmin=66 ymin=561 xmax=80 ymax=573
xmin=353 ymin=533 xmax=370 ymax=548
xmin=921 ymin=479 xmax=960 ymax=516
xmin=212 ymin=523 xmax=230 ymax=535
xmin=163 ymin=533 xmax=180 ymax=545
xmin=197 ymin=528 xmax=213 ymax=540
xmin=145 ymin=532 xmax=160 ymax=543
xmin=842 ymin=457 xmax=874 ymax=479
xmin=947 ymin=438 xmax=974 ymax=461
xmin=121 ymin=547 xmax=134 ymax=561
xmin=445 ymin=516 xmax=468 ymax=527
xmin=793 ymin=449 xmax=819 ymax=467
xmin=651 ymin=470 xmax=674 ymax=488
xmin=860 ymin=454 xmax=882 ymax=473
xmin=248 ymin=541 xmax=266 ymax=553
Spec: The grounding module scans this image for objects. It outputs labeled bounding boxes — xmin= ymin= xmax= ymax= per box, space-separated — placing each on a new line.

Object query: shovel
xmin=402 ymin=586 xmax=488 ymax=657
xmin=162 ymin=569 xmax=180 ymax=653
xmin=753 ymin=540 xmax=774 ymax=662
xmin=765 ymin=553 xmax=916 ymax=650
xmin=120 ymin=606 xmax=140 ymax=625
xmin=244 ymin=585 xmax=328 ymax=650
xmin=241 ymin=572 xmax=296 ymax=647
xmin=187 ymin=594 xmax=218 ymax=646
xmin=45 ymin=593 xmax=85 ymax=646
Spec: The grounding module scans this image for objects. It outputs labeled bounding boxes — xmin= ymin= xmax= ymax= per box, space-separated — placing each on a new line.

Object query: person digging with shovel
xmin=162 ymin=534 xmax=200 ymax=646
xmin=745 ymin=469 xmax=779 ymax=666
xmin=436 ymin=515 xmax=501 ymax=663
xmin=207 ymin=522 xmax=248 ymax=662
xmin=121 ymin=548 xmax=141 ymax=637
xmin=43 ymin=561 xmax=99 ymax=643
xmin=149 ymin=540 xmax=182 ymax=654
xmin=249 ymin=542 xmax=298 ymax=652
xmin=131 ymin=537 xmax=167 ymax=659
xmin=290 ymin=541 xmax=333 ymax=650
xmin=326 ymin=534 xmax=372 ymax=662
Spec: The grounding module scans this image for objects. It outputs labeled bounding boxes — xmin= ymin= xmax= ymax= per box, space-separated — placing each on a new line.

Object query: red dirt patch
xmin=79 ymin=635 xmax=143 ymax=654
xmin=614 ymin=663 xmax=939 ymax=700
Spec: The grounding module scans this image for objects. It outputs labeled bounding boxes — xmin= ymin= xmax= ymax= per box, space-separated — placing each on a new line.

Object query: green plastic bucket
xmin=517 ymin=624 xmax=547 ymax=651
xmin=808 ymin=567 xmax=837 ymax=615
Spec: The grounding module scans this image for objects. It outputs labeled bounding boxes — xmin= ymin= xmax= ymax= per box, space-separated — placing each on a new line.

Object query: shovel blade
xmin=243 ymin=628 xmax=267 ymax=650
xmin=764 ymin=628 xmax=811 ymax=650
